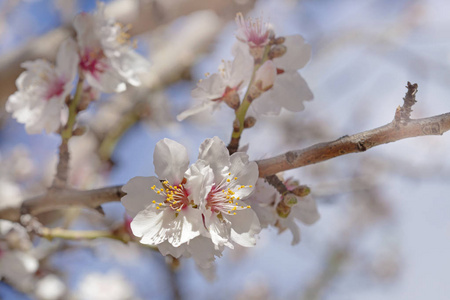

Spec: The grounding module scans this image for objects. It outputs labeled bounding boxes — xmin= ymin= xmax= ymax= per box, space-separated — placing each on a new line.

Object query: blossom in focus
xmin=73 ymin=2 xmax=150 ymax=93
xmin=196 ymin=137 xmax=260 ymax=248
xmin=121 ymin=137 xmax=260 ymax=265
xmin=5 ymin=39 xmax=78 ymax=134
xmin=121 ymin=139 xmax=205 ymax=255
xmin=248 ymin=178 xmax=320 ymax=245
xmin=176 ymin=48 xmax=254 ymax=121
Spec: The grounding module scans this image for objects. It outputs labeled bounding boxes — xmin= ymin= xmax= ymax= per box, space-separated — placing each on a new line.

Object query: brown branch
xmin=1 ymin=110 xmax=450 ymax=222
xmin=257 ymin=112 xmax=450 ymax=177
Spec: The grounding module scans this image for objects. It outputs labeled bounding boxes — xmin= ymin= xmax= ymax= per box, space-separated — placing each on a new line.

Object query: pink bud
xmin=254 ymin=60 xmax=276 ymax=92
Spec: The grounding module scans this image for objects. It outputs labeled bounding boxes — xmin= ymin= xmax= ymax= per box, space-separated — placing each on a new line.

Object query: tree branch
xmin=257 ymin=112 xmax=450 ymax=177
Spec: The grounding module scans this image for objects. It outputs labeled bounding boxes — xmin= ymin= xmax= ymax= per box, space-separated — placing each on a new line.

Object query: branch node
xmin=395 ymin=81 xmax=418 ymax=123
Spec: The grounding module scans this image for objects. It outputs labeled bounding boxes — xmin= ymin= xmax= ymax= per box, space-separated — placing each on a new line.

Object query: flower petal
xmin=226 ymin=208 xmax=261 ymax=247
xmin=272 ymin=71 xmax=313 ymax=112
xmin=228 ymin=152 xmax=258 ymax=198
xmin=153 ymin=138 xmax=189 ymax=185
xmin=121 ymin=176 xmax=164 ymax=218
xmin=274 ymin=35 xmax=311 ymax=71
xmin=197 ymin=137 xmax=230 ymax=182
xmin=184 ymin=160 xmax=214 ymax=207
xmin=291 ymin=195 xmax=320 ymax=225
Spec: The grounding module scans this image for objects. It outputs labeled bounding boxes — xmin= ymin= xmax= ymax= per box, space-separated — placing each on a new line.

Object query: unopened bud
xmin=78 ymin=87 xmax=99 ymax=112
xmin=268 ymin=45 xmax=287 ymax=59
xmin=291 ymin=185 xmax=311 ymax=197
xmin=253 ymin=60 xmax=276 ymax=93
xmin=274 ymin=36 xmax=285 ymax=45
xmin=284 ymin=193 xmax=298 ymax=207
xmin=244 ymin=117 xmax=256 ymax=128
xmin=223 ymin=90 xmax=241 ymax=110
xmin=72 ymin=126 xmax=87 ymax=136
xmin=276 ymin=193 xmax=298 ymax=218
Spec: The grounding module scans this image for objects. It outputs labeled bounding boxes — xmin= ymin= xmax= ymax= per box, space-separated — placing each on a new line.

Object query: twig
xmin=257 ymin=112 xmax=450 ymax=177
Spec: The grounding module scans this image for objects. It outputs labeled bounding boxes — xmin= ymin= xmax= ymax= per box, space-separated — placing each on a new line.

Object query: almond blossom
xmin=235 ymin=14 xmax=313 ymax=116
xmin=196 ymin=137 xmax=261 ymax=248
xmin=248 ymin=178 xmax=320 ymax=245
xmin=5 ymin=39 xmax=78 ymax=134
xmin=176 ymin=48 xmax=254 ymax=121
xmin=121 ymin=137 xmax=260 ymax=266
xmin=73 ymin=2 xmax=149 ymax=93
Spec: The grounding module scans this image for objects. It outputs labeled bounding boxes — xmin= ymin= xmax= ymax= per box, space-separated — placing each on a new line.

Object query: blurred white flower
xmin=77 ymin=271 xmax=136 ymax=300
xmin=235 ymin=12 xmax=271 ymax=48
xmin=35 ymin=274 xmax=66 ymax=300
xmin=251 ymin=35 xmax=313 ymax=116
xmin=0 ymin=221 xmax=38 ymax=292
xmin=177 ymin=48 xmax=254 ymax=121
xmin=73 ymin=2 xmax=150 ymax=93
xmin=5 ymin=39 xmax=78 ymax=134
xmin=248 ymin=178 xmax=320 ymax=245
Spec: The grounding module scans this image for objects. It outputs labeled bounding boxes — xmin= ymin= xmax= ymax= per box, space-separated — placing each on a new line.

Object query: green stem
xmin=61 ymin=78 xmax=84 ymax=141
xmin=228 ymin=45 xmax=272 ymax=153
xmin=41 ymin=227 xmax=129 ymax=243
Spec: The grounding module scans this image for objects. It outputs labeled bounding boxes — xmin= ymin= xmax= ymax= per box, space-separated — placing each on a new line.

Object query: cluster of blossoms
xmin=6 ymin=2 xmax=149 ymax=134
xmin=122 ymin=137 xmax=260 ymax=269
xmin=177 ymin=12 xmax=313 ymax=120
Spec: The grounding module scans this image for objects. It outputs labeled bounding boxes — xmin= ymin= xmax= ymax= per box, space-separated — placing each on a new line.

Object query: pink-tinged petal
xmin=197 ymin=137 xmax=230 ymax=181
xmin=56 ymin=38 xmax=79 ymax=83
xmin=273 ymin=71 xmax=313 ymax=112
xmin=184 ymin=160 xmax=214 ymax=206
xmin=176 ymin=101 xmax=217 ymax=121
xmin=274 ymin=35 xmax=311 ymax=71
xmin=73 ymin=13 xmax=97 ymax=49
xmin=153 ymin=138 xmax=189 ymax=185
xmin=291 ymin=195 xmax=320 ymax=225
xmin=121 ymin=176 xmax=164 ymax=218
xmin=226 ymin=208 xmax=261 ymax=247
xmin=254 ymin=60 xmax=276 ymax=91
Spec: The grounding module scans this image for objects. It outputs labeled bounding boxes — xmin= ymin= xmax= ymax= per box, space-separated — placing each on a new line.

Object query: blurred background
xmin=1 ymin=0 xmax=450 ymax=299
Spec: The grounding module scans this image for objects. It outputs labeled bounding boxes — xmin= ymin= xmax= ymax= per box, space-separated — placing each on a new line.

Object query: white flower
xmin=0 ymin=221 xmax=38 ymax=292
xmin=122 ymin=137 xmax=261 ymax=266
xmin=73 ymin=3 xmax=149 ymax=93
xmin=5 ymin=39 xmax=78 ymax=134
xmin=235 ymin=12 xmax=271 ymax=48
xmin=234 ymin=13 xmax=313 ymax=116
xmin=77 ymin=271 xmax=136 ymax=300
xmin=121 ymin=139 xmax=204 ymax=250
xmin=35 ymin=274 xmax=66 ymax=300
xmin=251 ymin=35 xmax=313 ymax=116
xmin=196 ymin=137 xmax=261 ymax=248
xmin=248 ymin=178 xmax=320 ymax=245
xmin=177 ymin=48 xmax=254 ymax=121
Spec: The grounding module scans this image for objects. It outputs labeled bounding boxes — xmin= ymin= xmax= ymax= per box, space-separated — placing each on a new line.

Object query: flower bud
xmin=253 ymin=60 xmax=276 ymax=92
xmin=274 ymin=36 xmax=285 ymax=45
xmin=244 ymin=116 xmax=256 ymax=128
xmin=222 ymin=89 xmax=241 ymax=110
xmin=276 ymin=193 xmax=297 ymax=218
xmin=268 ymin=45 xmax=287 ymax=59
xmin=291 ymin=185 xmax=311 ymax=197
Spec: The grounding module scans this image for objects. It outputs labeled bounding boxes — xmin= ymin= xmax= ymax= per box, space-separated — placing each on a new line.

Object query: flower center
xmin=205 ymin=173 xmax=252 ymax=215
xmin=150 ymin=180 xmax=190 ymax=212
xmin=236 ymin=12 xmax=270 ymax=47
xmin=79 ymin=49 xmax=108 ymax=79
xmin=45 ymin=77 xmax=66 ymax=101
